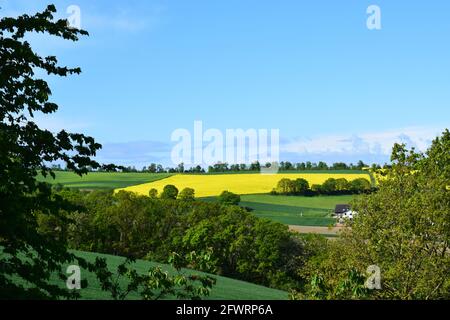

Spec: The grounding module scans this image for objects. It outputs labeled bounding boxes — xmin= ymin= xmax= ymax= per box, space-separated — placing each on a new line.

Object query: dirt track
xmin=289 ymin=225 xmax=346 ymax=236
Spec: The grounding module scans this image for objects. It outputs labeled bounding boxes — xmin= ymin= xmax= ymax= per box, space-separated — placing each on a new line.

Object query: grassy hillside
xmin=57 ymin=251 xmax=288 ymax=300
xmin=240 ymin=194 xmax=355 ymax=226
xmin=37 ymin=171 xmax=172 ymax=190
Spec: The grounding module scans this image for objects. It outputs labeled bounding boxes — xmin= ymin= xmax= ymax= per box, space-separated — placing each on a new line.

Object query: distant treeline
xmin=206 ymin=160 xmax=388 ymax=173
xmin=272 ymin=177 xmax=374 ymax=196
xmin=49 ymin=160 xmax=388 ymax=174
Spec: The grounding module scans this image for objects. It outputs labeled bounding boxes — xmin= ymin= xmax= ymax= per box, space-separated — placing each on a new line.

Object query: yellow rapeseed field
xmin=118 ymin=173 xmax=371 ymax=198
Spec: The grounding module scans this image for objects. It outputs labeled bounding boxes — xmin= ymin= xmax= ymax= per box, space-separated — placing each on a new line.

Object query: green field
xmin=40 ymin=172 xmax=357 ymax=227
xmin=37 ymin=251 xmax=287 ymax=300
xmin=37 ymin=171 xmax=172 ymax=190
xmin=239 ymin=194 xmax=355 ymax=226
xmin=37 ymin=170 xmax=372 ymax=190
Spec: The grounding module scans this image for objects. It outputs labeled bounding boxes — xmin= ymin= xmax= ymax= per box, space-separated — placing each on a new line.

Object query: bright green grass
xmin=37 ymin=171 xmax=172 ymax=190
xmin=239 ymin=194 xmax=355 ymax=227
xmin=241 ymin=194 xmax=355 ymax=209
xmin=37 ymin=251 xmax=286 ymax=300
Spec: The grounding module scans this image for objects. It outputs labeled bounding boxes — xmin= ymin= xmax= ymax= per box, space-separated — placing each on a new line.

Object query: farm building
xmin=334 ymin=204 xmax=351 ymax=216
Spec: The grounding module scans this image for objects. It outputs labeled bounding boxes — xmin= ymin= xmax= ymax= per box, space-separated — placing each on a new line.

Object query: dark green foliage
xmin=293 ymin=178 xmax=310 ymax=195
xmin=206 ymin=160 xmax=374 ymax=173
xmin=148 ymin=188 xmax=158 ymax=199
xmin=275 ymin=178 xmax=295 ymax=194
xmin=0 ymin=6 xmax=202 ymax=301
xmin=335 ymin=178 xmax=350 ymax=192
xmin=178 ymin=188 xmax=195 ymax=201
xmin=37 ymin=190 xmax=306 ymax=290
xmin=273 ymin=177 xmax=372 ymax=196
xmin=321 ymin=178 xmax=337 ymax=194
xmin=218 ymin=191 xmax=241 ymax=206
xmin=0 ymin=5 xmax=103 ymax=299
xmin=93 ymin=253 xmax=216 ymax=300
xmin=349 ymin=178 xmax=372 ymax=193
xmin=293 ymin=130 xmax=450 ymax=300
xmin=161 ymin=185 xmax=179 ymax=200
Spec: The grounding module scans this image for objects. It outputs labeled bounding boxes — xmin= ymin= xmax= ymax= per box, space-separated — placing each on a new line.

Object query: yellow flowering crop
xmin=118 ymin=173 xmax=371 ymax=198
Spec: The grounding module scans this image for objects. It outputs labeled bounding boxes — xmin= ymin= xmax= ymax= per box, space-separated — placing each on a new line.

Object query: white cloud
xmin=281 ymin=126 xmax=444 ymax=157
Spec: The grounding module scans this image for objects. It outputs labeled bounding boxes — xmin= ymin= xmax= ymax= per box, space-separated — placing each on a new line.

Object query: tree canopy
xmin=294 ymin=130 xmax=450 ymax=300
xmin=1 ymin=5 xmax=113 ymax=299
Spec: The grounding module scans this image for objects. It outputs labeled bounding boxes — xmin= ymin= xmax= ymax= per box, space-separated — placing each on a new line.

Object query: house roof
xmin=335 ymin=204 xmax=351 ymax=214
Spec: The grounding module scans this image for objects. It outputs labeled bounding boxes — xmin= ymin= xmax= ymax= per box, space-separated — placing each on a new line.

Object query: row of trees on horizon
xmin=50 ymin=160 xmax=388 ymax=174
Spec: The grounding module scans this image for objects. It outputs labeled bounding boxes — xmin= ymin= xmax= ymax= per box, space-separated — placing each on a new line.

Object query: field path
xmin=289 ymin=225 xmax=346 ymax=236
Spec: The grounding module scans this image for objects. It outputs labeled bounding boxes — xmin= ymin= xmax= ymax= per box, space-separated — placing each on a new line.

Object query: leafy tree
xmin=296 ymin=162 xmax=306 ymax=171
xmin=178 ymin=188 xmax=195 ymax=201
xmin=218 ymin=191 xmax=241 ymax=206
xmin=283 ymin=161 xmax=294 ymax=170
xmin=0 ymin=6 xmax=205 ymax=301
xmin=250 ymin=161 xmax=261 ymax=171
xmin=177 ymin=204 xmax=305 ymax=289
xmin=311 ymin=184 xmax=322 ymax=193
xmin=148 ymin=188 xmax=158 ymax=199
xmin=230 ymin=164 xmax=240 ymax=172
xmin=40 ymin=190 xmax=305 ymax=290
xmin=335 ymin=178 xmax=350 ymax=192
xmin=0 ymin=5 xmax=112 ymax=299
xmin=356 ymin=160 xmax=368 ymax=170
xmin=148 ymin=163 xmax=157 ymax=173
xmin=297 ymin=131 xmax=450 ymax=300
xmin=275 ymin=178 xmax=295 ymax=194
xmin=160 ymin=185 xmax=179 ymax=200
xmin=177 ymin=163 xmax=185 ymax=173
xmin=332 ymin=162 xmax=348 ymax=170
xmin=293 ymin=179 xmax=309 ymax=195
xmin=350 ymin=178 xmax=371 ymax=193
xmin=317 ymin=161 xmax=328 ymax=170
xmin=321 ymin=178 xmax=337 ymax=194
xmin=94 ymin=253 xmax=216 ymax=301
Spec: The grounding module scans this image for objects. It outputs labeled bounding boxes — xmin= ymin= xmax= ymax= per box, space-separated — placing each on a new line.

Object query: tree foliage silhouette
xmin=0 ymin=4 xmax=104 ymax=299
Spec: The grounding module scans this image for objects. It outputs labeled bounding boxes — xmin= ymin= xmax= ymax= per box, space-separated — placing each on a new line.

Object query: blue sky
xmin=2 ymin=0 xmax=450 ymax=167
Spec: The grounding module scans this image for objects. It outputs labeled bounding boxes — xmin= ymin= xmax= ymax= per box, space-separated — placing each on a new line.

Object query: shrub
xmin=335 ymin=178 xmax=350 ymax=192
xmin=160 ymin=185 xmax=179 ymax=199
xmin=293 ymin=178 xmax=310 ymax=195
xmin=321 ymin=178 xmax=337 ymax=194
xmin=275 ymin=178 xmax=295 ymax=194
xmin=178 ymin=188 xmax=195 ymax=201
xmin=148 ymin=188 xmax=158 ymax=198
xmin=218 ymin=191 xmax=241 ymax=206
xmin=350 ymin=178 xmax=371 ymax=193
xmin=273 ymin=177 xmax=372 ymax=196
